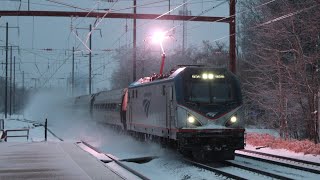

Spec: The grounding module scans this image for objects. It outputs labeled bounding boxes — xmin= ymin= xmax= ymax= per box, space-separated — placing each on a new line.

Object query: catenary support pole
xmin=89 ymin=25 xmax=92 ymax=94
xmin=45 ymin=119 xmax=47 ymax=141
xmin=229 ymin=0 xmax=236 ymax=73
xmin=9 ymin=46 xmax=12 ymax=116
xmin=22 ymin=71 xmax=24 ymax=110
xmin=5 ymin=22 xmax=8 ymax=118
xmin=318 ymin=90 xmax=320 ymax=143
xmin=72 ymin=46 xmax=74 ymax=96
xmin=133 ymin=0 xmax=136 ymax=82
xmin=13 ymin=56 xmax=15 ymax=114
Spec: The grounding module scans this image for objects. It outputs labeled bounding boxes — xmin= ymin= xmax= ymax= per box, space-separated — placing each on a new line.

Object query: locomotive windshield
xmin=180 ymin=68 xmax=242 ymax=116
xmin=186 ymin=81 xmax=234 ymax=103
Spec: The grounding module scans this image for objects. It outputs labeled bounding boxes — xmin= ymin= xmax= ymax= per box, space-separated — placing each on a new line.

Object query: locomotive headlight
xmin=230 ymin=116 xmax=237 ymax=123
xmin=188 ymin=116 xmax=195 ymax=123
xmin=202 ymin=73 xmax=208 ymax=79
xmin=226 ymin=115 xmax=239 ymax=127
xmin=187 ymin=115 xmax=202 ymax=126
xmin=208 ymin=74 xmax=214 ymax=79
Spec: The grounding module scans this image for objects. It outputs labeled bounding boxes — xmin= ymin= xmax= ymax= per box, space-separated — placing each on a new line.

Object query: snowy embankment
xmin=244 ymin=131 xmax=320 ymax=163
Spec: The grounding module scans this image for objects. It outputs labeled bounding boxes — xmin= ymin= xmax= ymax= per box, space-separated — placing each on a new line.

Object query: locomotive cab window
xmin=184 ymin=75 xmax=241 ymax=105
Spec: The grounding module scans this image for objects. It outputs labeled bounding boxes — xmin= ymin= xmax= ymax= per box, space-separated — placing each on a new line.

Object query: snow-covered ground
xmin=1 ymin=114 xmax=59 ymax=142
xmin=1 ymin=91 xmax=319 ymax=179
xmin=1 ymin=114 xmax=223 ymax=179
xmin=2 ymin=113 xmax=320 ymax=179
xmin=244 ymin=144 xmax=320 ymax=163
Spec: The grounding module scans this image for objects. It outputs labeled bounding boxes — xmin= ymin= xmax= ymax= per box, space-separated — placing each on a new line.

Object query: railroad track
xmin=184 ymin=159 xmax=246 ymax=180
xmin=236 ymin=149 xmax=320 ymax=174
xmin=184 ymin=158 xmax=293 ymax=180
xmin=238 ymin=149 xmax=320 ymax=166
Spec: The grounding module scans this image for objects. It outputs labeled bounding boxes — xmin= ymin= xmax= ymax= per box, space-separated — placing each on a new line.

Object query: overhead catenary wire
xmin=69 ymin=0 xmax=123 ymax=54
xmin=37 ymin=0 xmax=120 ymax=88
xmin=108 ymin=0 xmax=193 ymax=54
xmin=0 ymin=0 xmax=272 ymax=83
xmin=1 ymin=0 xmax=76 ymax=9
xmin=46 ymin=0 xmax=92 ymax=11
xmin=94 ymin=0 xmax=317 ymax=84
xmin=2 ymin=0 xmax=309 ymax=90
xmin=81 ymin=0 xmax=234 ymax=84
xmin=0 ymin=38 xmax=74 ymax=87
xmin=107 ymin=0 xmax=228 ymax=53
xmin=58 ymin=0 xmax=194 ymax=87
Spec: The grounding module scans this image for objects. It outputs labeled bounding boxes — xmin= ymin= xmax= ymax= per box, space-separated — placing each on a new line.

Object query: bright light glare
xmin=188 ymin=116 xmax=195 ymax=123
xmin=152 ymin=31 xmax=166 ymax=44
xmin=208 ymin=74 xmax=214 ymax=79
xmin=230 ymin=116 xmax=237 ymax=123
xmin=202 ymin=73 xmax=208 ymax=79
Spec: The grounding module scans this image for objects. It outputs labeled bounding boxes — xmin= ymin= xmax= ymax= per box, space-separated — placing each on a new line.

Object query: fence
xmin=0 ymin=118 xmax=48 ymax=142
xmin=4 ymin=129 xmax=29 ymax=142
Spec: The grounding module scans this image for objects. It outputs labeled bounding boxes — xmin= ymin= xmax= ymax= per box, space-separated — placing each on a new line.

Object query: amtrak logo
xmin=143 ymin=99 xmax=151 ymax=117
xmin=206 ymin=112 xmax=217 ymax=118
xmin=143 ymin=92 xmax=152 ymax=117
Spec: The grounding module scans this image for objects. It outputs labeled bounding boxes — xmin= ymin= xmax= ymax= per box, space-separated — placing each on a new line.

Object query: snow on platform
xmin=0 ymin=142 xmax=126 ymax=180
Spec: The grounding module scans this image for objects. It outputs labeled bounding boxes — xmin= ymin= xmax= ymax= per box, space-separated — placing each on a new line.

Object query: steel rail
xmin=235 ymin=153 xmax=320 ymax=174
xmin=238 ymin=149 xmax=320 ymax=167
xmin=184 ymin=159 xmax=246 ymax=180
xmin=222 ymin=161 xmax=293 ymax=180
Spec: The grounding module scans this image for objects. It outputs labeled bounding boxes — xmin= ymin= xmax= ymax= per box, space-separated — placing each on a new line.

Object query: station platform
xmin=0 ymin=142 xmax=140 ymax=180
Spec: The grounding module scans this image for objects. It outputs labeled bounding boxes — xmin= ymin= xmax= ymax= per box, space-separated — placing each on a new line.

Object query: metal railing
xmin=4 ymin=128 xmax=29 ymax=142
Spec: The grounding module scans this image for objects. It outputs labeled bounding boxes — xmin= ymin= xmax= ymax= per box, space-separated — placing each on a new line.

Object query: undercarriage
xmin=177 ymin=129 xmax=245 ymax=161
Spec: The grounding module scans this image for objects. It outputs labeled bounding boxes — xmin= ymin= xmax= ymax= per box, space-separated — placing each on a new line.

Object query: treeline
xmin=108 ymin=0 xmax=320 ymax=143
xmin=238 ymin=0 xmax=320 ymax=142
xmin=0 ymin=76 xmax=28 ymax=115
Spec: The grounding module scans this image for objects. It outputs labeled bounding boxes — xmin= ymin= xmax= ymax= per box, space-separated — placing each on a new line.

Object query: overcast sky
xmin=0 ymin=0 xmax=230 ymax=94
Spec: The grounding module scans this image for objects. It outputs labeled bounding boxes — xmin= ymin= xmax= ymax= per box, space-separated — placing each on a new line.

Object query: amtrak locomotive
xmin=74 ymin=66 xmax=245 ymax=160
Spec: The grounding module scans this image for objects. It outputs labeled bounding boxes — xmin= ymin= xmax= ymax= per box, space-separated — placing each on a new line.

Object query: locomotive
xmin=74 ymin=66 xmax=245 ymax=160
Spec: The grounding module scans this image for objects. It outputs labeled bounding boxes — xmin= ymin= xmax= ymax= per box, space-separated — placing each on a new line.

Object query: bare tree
xmin=239 ymin=0 xmax=320 ymax=142
xmin=110 ymin=41 xmax=230 ymax=89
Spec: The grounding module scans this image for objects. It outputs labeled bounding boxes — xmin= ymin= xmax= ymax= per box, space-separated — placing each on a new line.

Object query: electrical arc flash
xmin=151 ymin=31 xmax=166 ymax=44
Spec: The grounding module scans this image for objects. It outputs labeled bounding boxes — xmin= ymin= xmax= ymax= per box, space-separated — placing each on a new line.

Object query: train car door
xmin=128 ymin=90 xmax=133 ymax=130
xmin=121 ymin=89 xmax=128 ymax=130
xmin=166 ymin=85 xmax=174 ymax=138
